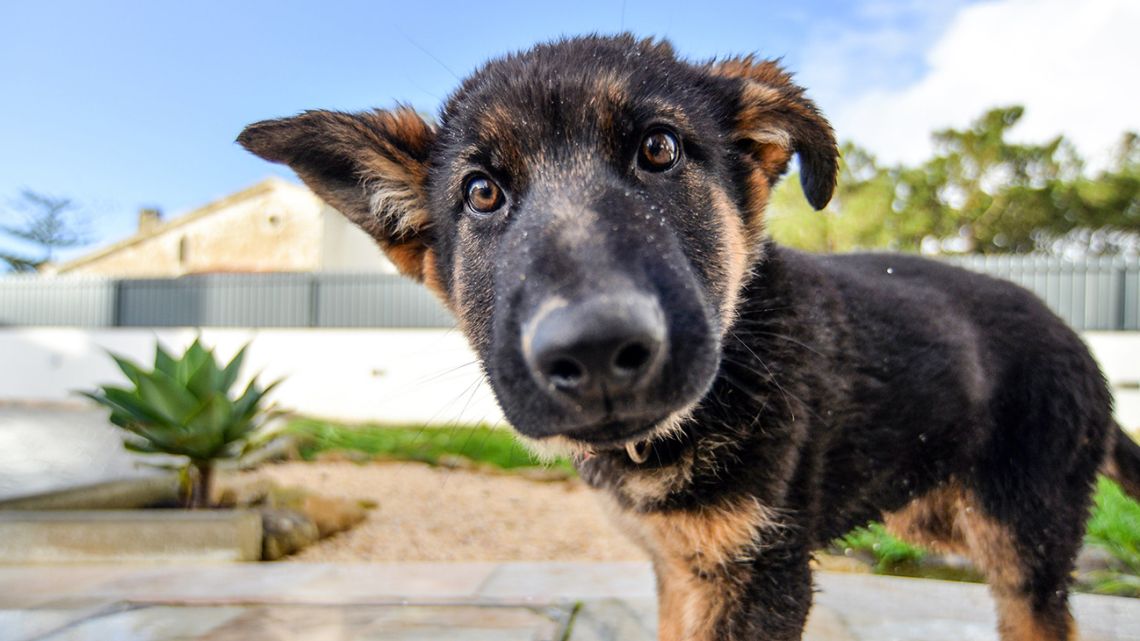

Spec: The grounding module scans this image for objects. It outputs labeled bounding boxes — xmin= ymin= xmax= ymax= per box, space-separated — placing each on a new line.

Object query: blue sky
xmin=2 ymin=0 xmax=1136 ymax=263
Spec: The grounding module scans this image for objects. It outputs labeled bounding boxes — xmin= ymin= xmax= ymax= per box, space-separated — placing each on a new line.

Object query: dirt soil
xmin=237 ymin=461 xmax=649 ymax=562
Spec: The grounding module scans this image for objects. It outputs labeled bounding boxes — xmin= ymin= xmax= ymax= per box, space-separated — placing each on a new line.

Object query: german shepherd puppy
xmin=240 ymin=34 xmax=1140 ymax=641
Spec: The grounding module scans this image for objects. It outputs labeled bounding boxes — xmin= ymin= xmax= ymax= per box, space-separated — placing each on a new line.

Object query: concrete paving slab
xmin=62 ymin=563 xmax=501 ymax=606
xmin=568 ymin=599 xmax=655 ymax=641
xmin=26 ymin=605 xmax=572 ymax=641
xmin=40 ymin=605 xmax=249 ymax=641
xmin=285 ymin=563 xmax=501 ymax=604
xmin=814 ymin=572 xmax=1140 ymax=641
xmin=0 ymin=605 xmax=117 ymax=641
xmin=0 ymin=563 xmax=1137 ymax=640
xmin=0 ymin=566 xmax=139 ymax=609
xmin=477 ymin=562 xmax=656 ymax=601
xmin=89 ymin=563 xmax=333 ymax=603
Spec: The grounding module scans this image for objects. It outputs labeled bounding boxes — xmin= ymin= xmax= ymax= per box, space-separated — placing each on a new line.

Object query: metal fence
xmin=0 ymin=273 xmax=455 ymax=329
xmin=1 ymin=256 xmax=1137 ymax=330
xmin=946 ymin=255 xmax=1139 ymax=331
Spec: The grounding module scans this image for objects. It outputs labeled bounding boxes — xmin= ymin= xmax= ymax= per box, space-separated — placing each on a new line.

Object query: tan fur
xmin=744 ymin=169 xmax=772 ymax=235
xmin=450 ymin=236 xmax=481 ymax=339
xmin=709 ymin=56 xmax=831 ymax=219
xmin=518 ymin=406 xmax=695 ymax=472
xmin=646 ymin=497 xmax=779 ymax=573
xmin=353 ymin=111 xmax=437 ymax=280
xmin=709 ymin=56 xmax=800 ymax=90
xmin=297 ymin=108 xmax=436 ymax=280
xmin=593 ymin=70 xmax=630 ymax=106
xmin=420 ymin=248 xmax=447 ymax=301
xmin=710 ymin=57 xmax=825 ymax=141
xmin=517 ymin=433 xmax=594 ymax=463
xmin=885 ymin=484 xmax=1073 ymax=641
xmin=480 ymin=102 xmax=521 ymax=141
xmin=607 ymin=495 xmax=783 ymax=641
xmin=732 ymin=92 xmax=795 ymax=182
xmin=708 ymin=62 xmax=801 ymax=237
xmin=357 ymin=109 xmax=434 ymax=233
xmin=884 ymin=484 xmax=1023 ymax=585
xmin=618 ymin=448 xmax=696 ymax=507
xmin=364 ymin=155 xmax=430 ymax=235
xmin=884 ymin=484 xmax=970 ymax=555
xmin=610 ymin=407 xmax=701 ymax=506
xmin=656 ymin=557 xmax=719 ymax=641
xmin=993 ymin=594 xmax=1076 ymax=641
xmin=711 ymin=187 xmax=754 ymax=335
xmin=476 ymin=110 xmax=527 ymax=176
xmin=383 ymin=241 xmax=427 ymax=281
xmin=1102 ymin=426 xmax=1120 ymax=478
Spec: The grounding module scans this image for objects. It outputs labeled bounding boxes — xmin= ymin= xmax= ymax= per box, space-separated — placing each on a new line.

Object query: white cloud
xmin=798 ymin=1 xmax=967 ymax=111
xmin=824 ymin=0 xmax=1140 ymax=168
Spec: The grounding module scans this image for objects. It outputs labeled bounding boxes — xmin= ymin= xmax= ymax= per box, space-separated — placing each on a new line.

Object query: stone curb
xmin=0 ymin=509 xmax=262 ymax=563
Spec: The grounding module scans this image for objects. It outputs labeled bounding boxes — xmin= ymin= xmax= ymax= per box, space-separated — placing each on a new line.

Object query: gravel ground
xmin=238 ymin=461 xmax=649 ymax=562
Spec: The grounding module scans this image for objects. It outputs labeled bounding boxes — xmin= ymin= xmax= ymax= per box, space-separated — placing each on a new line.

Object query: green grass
xmin=833 ymin=478 xmax=1140 ymax=596
xmin=1083 ymin=476 xmax=1140 ymax=596
xmin=835 ymin=522 xmax=927 ymax=571
xmin=286 ymin=418 xmax=574 ymax=474
xmin=1085 ymin=477 xmax=1140 ymax=573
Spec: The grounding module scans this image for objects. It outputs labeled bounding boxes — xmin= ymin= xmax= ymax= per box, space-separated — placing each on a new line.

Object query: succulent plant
xmin=81 ymin=339 xmax=280 ymax=508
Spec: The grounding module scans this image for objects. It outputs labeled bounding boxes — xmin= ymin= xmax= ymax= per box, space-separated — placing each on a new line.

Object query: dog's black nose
xmin=524 ymin=293 xmax=666 ymax=402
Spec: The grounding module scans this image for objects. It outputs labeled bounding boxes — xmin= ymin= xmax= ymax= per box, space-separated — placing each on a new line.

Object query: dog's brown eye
xmin=463 ymin=174 xmax=504 ymax=214
xmin=639 ymin=129 xmax=680 ymax=171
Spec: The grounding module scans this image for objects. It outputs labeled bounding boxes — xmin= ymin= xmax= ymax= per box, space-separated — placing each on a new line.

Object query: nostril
xmin=546 ymin=357 xmax=586 ymax=389
xmin=525 ymin=293 xmax=666 ymax=398
xmin=613 ymin=341 xmax=653 ymax=375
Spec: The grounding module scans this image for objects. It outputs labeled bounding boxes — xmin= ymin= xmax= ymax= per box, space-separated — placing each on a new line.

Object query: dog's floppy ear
xmin=711 ymin=57 xmax=839 ymax=211
xmin=237 ymin=107 xmax=435 ymax=280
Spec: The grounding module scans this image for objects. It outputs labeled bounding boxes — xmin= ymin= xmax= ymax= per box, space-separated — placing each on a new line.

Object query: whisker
xmin=416 ymin=360 xmax=480 ymax=385
xmin=734 ymin=329 xmax=827 ymax=359
xmin=727 ymin=329 xmax=802 ymax=423
xmin=399 ymin=30 xmax=461 ymax=80
xmin=398 ymin=374 xmax=485 ymax=475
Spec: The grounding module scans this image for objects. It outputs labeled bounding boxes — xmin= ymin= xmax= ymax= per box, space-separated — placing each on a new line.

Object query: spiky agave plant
xmin=81 ymin=339 xmax=280 ymax=508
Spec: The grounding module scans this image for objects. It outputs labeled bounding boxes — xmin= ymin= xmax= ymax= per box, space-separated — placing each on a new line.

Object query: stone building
xmin=46 ymin=178 xmax=395 ymax=276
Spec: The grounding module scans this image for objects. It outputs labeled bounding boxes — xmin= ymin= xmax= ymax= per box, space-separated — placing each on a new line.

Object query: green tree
xmin=895 ymin=106 xmax=1081 ymax=253
xmin=1043 ymin=132 xmax=1140 ymax=255
xmin=768 ymin=142 xmax=896 ymax=252
xmin=770 ymin=106 xmax=1140 ymax=256
xmin=1 ymin=190 xmax=91 ymax=270
xmin=0 ymin=251 xmax=38 ymax=273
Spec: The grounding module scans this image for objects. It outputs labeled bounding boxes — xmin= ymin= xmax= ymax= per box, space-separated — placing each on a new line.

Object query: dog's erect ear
xmin=237 ymin=108 xmax=435 ymax=280
xmin=711 ymin=57 xmax=839 ymax=211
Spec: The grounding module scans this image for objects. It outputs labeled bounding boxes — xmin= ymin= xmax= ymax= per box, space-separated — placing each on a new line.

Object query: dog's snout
xmin=524 ymin=294 xmax=666 ymax=402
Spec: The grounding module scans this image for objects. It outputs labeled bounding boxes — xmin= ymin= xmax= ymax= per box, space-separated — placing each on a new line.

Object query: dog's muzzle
xmin=522 ymin=292 xmax=667 ymax=419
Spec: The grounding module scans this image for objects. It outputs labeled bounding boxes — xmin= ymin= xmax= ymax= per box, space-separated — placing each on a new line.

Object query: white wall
xmin=1 ymin=328 xmax=1138 ymax=431
xmin=0 ymin=328 xmax=504 ymax=426
xmin=1081 ymin=332 xmax=1140 ymax=432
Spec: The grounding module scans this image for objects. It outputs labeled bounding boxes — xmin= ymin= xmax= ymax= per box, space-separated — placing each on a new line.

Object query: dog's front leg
xmin=654 ymin=553 xmax=732 ymax=641
xmin=729 ymin=545 xmax=814 ymax=641
xmin=654 ymin=542 xmax=813 ymax=641
xmin=652 ymin=536 xmax=813 ymax=641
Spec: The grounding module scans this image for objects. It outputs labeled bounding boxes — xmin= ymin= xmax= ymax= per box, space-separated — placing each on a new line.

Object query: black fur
xmin=240 ymin=34 xmax=1140 ymax=641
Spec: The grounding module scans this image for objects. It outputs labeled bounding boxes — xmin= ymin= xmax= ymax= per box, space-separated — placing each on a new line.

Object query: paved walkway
xmin=2 ymin=562 xmax=1138 ymax=640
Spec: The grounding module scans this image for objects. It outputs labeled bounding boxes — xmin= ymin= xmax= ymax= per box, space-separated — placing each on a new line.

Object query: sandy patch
xmin=237 ymin=461 xmax=648 ymax=562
